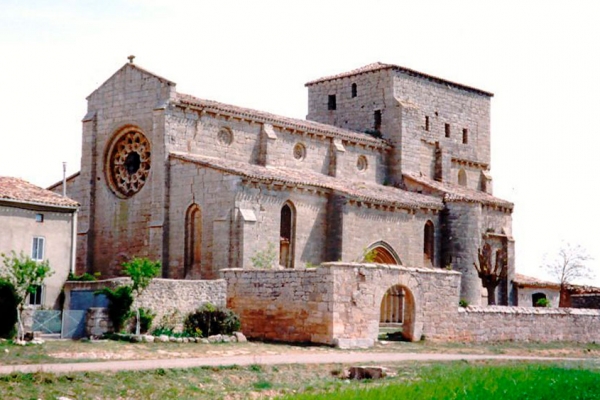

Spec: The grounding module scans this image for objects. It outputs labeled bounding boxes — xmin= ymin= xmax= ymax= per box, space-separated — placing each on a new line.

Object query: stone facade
xmin=50 ymin=60 xmax=515 ymax=307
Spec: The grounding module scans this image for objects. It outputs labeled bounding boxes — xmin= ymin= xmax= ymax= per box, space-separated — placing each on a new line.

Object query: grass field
xmin=1 ymin=339 xmax=600 ymax=399
xmin=285 ymin=362 xmax=600 ymax=400
xmin=1 ymin=360 xmax=599 ymax=399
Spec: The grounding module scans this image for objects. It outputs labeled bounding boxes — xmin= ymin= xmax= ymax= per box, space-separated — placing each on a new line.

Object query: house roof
xmin=0 ymin=177 xmax=79 ymax=209
xmin=513 ymin=274 xmax=560 ymax=289
xmin=170 ymin=152 xmax=444 ymax=211
xmin=176 ymin=94 xmax=389 ymax=148
xmin=305 ymin=62 xmax=494 ymax=97
xmin=403 ymin=172 xmax=514 ymax=210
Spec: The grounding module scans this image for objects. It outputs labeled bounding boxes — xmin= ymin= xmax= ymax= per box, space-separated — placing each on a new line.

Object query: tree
xmin=123 ymin=257 xmax=160 ymax=335
xmin=1 ymin=251 xmax=53 ymax=341
xmin=541 ymin=243 xmax=594 ymax=307
xmin=473 ymin=243 xmax=507 ymax=305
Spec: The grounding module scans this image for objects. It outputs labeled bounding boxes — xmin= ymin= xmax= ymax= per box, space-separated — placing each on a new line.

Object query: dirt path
xmin=0 ymin=352 xmax=589 ymax=375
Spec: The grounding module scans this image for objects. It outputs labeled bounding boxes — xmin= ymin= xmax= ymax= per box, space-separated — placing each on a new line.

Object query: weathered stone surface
xmin=348 ymin=366 xmax=388 ymax=380
xmin=158 ymin=335 xmax=169 ymax=343
xmin=234 ymin=332 xmax=247 ymax=343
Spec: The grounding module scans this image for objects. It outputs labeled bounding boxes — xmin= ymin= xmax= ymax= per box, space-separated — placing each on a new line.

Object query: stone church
xmin=52 ymin=60 xmax=515 ymax=306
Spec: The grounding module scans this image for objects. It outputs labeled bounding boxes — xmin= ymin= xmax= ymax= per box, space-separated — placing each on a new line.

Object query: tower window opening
xmin=328 ymin=95 xmax=337 ymax=110
xmin=462 ymin=128 xmax=468 ymax=144
xmin=374 ymin=110 xmax=382 ymax=131
xmin=425 ymin=116 xmax=430 ymax=131
xmin=445 ymin=123 xmax=450 ymax=138
xmin=351 ymin=83 xmax=357 ymax=98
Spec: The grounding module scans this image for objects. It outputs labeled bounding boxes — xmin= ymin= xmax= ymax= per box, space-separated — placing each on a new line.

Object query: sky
xmin=1 ymin=0 xmax=599 ymax=284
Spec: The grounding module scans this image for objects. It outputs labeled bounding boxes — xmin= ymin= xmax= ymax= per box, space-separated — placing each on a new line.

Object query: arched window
xmin=458 ymin=169 xmax=467 ymax=187
xmin=424 ymin=220 xmax=434 ymax=266
xmin=280 ymin=202 xmax=296 ymax=268
xmin=184 ymin=204 xmax=202 ymax=278
xmin=351 ymin=83 xmax=357 ymax=98
xmin=364 ymin=241 xmax=402 ymax=265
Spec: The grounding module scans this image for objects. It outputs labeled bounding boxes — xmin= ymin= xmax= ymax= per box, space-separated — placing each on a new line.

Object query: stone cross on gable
xmin=128 ymin=55 xmax=135 ymax=64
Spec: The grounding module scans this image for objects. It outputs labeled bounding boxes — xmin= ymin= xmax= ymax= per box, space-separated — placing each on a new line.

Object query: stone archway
xmin=379 ymin=284 xmax=416 ymax=341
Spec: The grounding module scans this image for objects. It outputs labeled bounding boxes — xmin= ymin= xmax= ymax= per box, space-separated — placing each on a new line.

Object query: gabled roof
xmin=305 ymin=62 xmax=493 ymax=97
xmin=403 ymin=172 xmax=513 ymax=210
xmin=170 ymin=152 xmax=444 ymax=211
xmin=87 ymin=63 xmax=176 ymax=100
xmin=0 ymin=177 xmax=79 ymax=209
xmin=175 ymin=94 xmax=389 ymax=148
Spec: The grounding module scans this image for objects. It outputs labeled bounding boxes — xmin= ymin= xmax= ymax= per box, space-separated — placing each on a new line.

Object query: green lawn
xmin=285 ymin=362 xmax=600 ymax=400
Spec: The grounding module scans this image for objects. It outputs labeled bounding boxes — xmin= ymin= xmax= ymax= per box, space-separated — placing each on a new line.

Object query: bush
xmin=138 ymin=307 xmax=155 ymax=334
xmin=67 ymin=272 xmax=99 ymax=281
xmin=184 ymin=303 xmax=241 ymax=337
xmin=98 ymin=285 xmax=134 ymax=332
xmin=0 ymin=279 xmax=18 ymax=338
xmin=459 ymin=299 xmax=469 ymax=308
xmin=535 ymin=297 xmax=551 ymax=307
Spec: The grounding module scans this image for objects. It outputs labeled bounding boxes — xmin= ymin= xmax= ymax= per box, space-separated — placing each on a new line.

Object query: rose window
xmin=293 ymin=143 xmax=306 ymax=160
xmin=106 ymin=129 xmax=151 ymax=198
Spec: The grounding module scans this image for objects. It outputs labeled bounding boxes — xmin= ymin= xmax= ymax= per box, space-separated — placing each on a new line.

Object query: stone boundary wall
xmin=64 ymin=278 xmax=227 ymax=329
xmin=222 ymin=268 xmax=334 ymax=344
xmin=440 ymin=306 xmax=600 ymax=343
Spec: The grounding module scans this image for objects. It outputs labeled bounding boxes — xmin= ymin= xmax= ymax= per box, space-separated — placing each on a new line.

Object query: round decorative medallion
xmin=217 ymin=127 xmax=233 ymax=145
xmin=357 ymin=155 xmax=368 ymax=171
xmin=106 ymin=128 xmax=151 ymax=198
xmin=293 ymin=143 xmax=306 ymax=160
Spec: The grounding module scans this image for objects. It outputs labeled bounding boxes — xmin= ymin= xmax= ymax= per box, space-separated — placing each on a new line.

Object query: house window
xmin=445 ymin=123 xmax=450 ymax=138
xmin=35 ymin=213 xmax=44 ymax=223
xmin=374 ymin=110 xmax=382 ymax=131
xmin=351 ymin=83 xmax=357 ymax=98
xmin=29 ymin=285 xmax=43 ymax=306
xmin=425 ymin=116 xmax=430 ymax=131
xmin=31 ymin=237 xmax=45 ymax=261
xmin=462 ymin=128 xmax=468 ymax=144
xmin=328 ymin=95 xmax=337 ymax=110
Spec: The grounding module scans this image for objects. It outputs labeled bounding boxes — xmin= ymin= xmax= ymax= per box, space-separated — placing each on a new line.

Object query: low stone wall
xmin=64 ymin=278 xmax=227 ymax=330
xmin=440 ymin=306 xmax=600 ymax=343
xmin=223 ymin=268 xmax=333 ymax=344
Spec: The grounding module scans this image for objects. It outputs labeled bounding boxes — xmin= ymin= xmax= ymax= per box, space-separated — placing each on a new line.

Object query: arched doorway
xmin=364 ymin=241 xmax=402 ymax=265
xmin=184 ymin=204 xmax=202 ymax=278
xmin=379 ymin=284 xmax=416 ymax=341
xmin=280 ymin=202 xmax=296 ymax=268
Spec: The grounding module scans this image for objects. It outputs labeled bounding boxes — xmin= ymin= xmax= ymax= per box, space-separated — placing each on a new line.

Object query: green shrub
xmin=138 ymin=308 xmax=155 ymax=334
xmin=0 ymin=279 xmax=18 ymax=338
xmin=67 ymin=272 xmax=99 ymax=281
xmin=459 ymin=299 xmax=469 ymax=308
xmin=535 ymin=297 xmax=551 ymax=307
xmin=98 ymin=285 xmax=133 ymax=332
xmin=184 ymin=303 xmax=241 ymax=337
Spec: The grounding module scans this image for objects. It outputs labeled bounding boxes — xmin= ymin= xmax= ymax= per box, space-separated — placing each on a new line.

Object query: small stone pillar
xmin=86 ymin=307 xmax=112 ymax=337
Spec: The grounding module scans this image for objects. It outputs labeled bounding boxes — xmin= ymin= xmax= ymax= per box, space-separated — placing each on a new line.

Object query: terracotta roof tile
xmin=170 ymin=152 xmax=443 ymax=211
xmin=0 ymin=177 xmax=79 ymax=209
xmin=305 ymin=62 xmax=493 ymax=97
xmin=403 ymin=172 xmax=513 ymax=210
xmin=175 ymin=94 xmax=389 ymax=148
